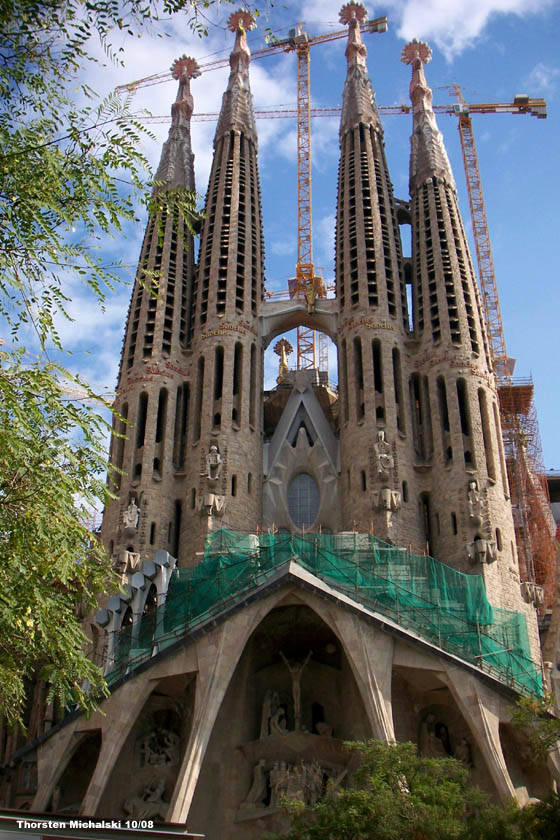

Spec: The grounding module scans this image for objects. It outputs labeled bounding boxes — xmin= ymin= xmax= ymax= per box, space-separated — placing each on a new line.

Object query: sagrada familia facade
xmin=1 ymin=5 xmax=557 ymax=837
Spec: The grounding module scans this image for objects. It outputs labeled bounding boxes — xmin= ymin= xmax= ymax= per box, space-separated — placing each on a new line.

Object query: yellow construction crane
xmin=444 ymin=84 xmax=555 ymax=607
xmin=449 ymin=85 xmax=545 ymax=381
xmin=280 ymin=14 xmax=388 ymax=373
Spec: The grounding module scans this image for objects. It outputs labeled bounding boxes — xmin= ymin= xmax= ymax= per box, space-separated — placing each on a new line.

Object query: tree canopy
xmin=0 ymin=0 xmax=224 ymax=725
xmin=274 ymin=741 xmax=523 ymax=840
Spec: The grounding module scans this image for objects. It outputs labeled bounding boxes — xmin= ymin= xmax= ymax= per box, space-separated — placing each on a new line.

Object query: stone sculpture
xmin=123 ymin=500 xmax=140 ymax=529
xmin=467 ymin=479 xmax=482 ymax=526
xmin=467 ymin=537 xmax=496 ymax=565
xmin=269 ymin=704 xmax=288 ymax=735
xmin=260 ymin=689 xmax=280 ymax=738
xmin=372 ymin=487 xmax=401 ymax=528
xmin=280 ymin=650 xmax=312 ymax=731
xmin=374 ymin=430 xmax=394 ymax=475
xmin=201 ymin=444 xmax=222 ymax=482
xmin=197 ymin=493 xmax=226 ymax=518
xmin=139 ymin=728 xmax=180 ymax=767
xmin=123 ymin=779 xmax=167 ymax=821
xmin=419 ymin=714 xmax=450 ymax=757
xmin=241 ymin=759 xmax=267 ymax=807
xmin=455 ymin=737 xmax=472 ymax=766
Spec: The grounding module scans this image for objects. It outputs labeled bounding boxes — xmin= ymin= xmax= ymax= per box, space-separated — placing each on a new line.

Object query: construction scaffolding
xmin=108 ymin=530 xmax=542 ymax=697
xmin=499 ymin=378 xmax=557 ymax=609
xmin=451 ymin=87 xmax=556 ymax=615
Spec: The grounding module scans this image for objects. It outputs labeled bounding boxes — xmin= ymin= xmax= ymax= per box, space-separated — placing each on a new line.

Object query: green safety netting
xmin=108 ymin=529 xmax=542 ymax=697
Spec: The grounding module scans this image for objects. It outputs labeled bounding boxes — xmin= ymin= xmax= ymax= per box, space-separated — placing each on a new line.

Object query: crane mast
xmin=284 ymin=17 xmax=387 ymax=372
xmin=287 ymin=26 xmax=326 ymax=371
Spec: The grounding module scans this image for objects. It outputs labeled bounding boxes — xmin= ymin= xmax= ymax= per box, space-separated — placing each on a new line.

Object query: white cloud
xmin=526 ymin=61 xmax=560 ymax=95
xmin=390 ymin=0 xmax=553 ymax=60
xmin=301 ymin=0 xmax=553 ymax=60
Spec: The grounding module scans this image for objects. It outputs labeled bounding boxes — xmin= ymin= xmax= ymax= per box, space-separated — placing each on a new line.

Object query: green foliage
xmin=519 ymin=790 xmax=560 ymax=840
xmin=274 ymin=740 xmax=524 ymax=840
xmin=0 ymin=352 xmax=115 ymax=725
xmin=0 ymin=0 xmax=207 ymax=349
xmin=0 ymin=0 xmax=221 ymax=725
xmin=512 ymin=694 xmax=560 ymax=762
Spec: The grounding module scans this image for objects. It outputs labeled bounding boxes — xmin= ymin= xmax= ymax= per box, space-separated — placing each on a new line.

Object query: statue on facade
xmin=123 ymin=499 xmax=140 ymax=529
xmin=124 ymin=550 xmax=142 ymax=572
xmin=280 ymin=650 xmax=312 ymax=731
xmin=139 ymin=728 xmax=180 ymax=767
xmin=454 ymin=737 xmax=472 ymax=766
xmin=467 ymin=479 xmax=482 ymax=526
xmin=269 ymin=761 xmax=288 ymax=807
xmin=305 ymin=281 xmax=317 ymax=314
xmin=467 ymin=536 xmax=496 ymax=565
xmin=372 ymin=488 xmax=401 ymax=528
xmin=374 ymin=430 xmax=394 ymax=475
xmin=201 ymin=444 xmax=222 ymax=482
xmin=269 ymin=704 xmax=288 ymax=735
xmin=241 ymin=759 xmax=267 ymax=807
xmin=197 ymin=493 xmax=226 ymax=518
xmin=419 ymin=714 xmax=450 ymax=758
xmin=260 ymin=689 xmax=280 ymax=738
xmin=123 ymin=779 xmax=167 ymax=821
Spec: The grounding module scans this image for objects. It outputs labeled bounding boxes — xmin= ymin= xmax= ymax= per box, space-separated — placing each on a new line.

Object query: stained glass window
xmin=287 ymin=473 xmax=320 ymax=529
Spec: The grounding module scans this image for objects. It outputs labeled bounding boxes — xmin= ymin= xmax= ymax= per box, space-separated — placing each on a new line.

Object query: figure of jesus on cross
xmin=280 ymin=650 xmax=312 ymax=731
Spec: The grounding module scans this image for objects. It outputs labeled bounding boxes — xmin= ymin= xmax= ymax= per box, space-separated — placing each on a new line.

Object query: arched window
xmin=287 ymin=473 xmax=320 ymax=530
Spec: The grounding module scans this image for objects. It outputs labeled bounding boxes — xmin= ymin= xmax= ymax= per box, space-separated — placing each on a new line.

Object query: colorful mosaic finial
xmin=227 ymin=9 xmax=256 ymax=33
xmin=171 ymin=55 xmax=201 ymax=82
xmin=339 ymin=2 xmax=368 ymax=24
xmin=400 ymin=39 xmax=432 ymax=66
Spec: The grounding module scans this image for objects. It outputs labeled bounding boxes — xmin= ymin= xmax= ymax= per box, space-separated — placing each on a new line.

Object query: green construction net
xmin=108 ymin=530 xmax=542 ymax=697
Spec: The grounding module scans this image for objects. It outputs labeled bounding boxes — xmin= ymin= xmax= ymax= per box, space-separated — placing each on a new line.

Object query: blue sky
xmin=19 ymin=1 xmax=560 ymax=469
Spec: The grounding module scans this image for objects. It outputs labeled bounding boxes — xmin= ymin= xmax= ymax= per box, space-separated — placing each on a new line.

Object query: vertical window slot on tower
xmin=341 ymin=340 xmax=349 ymax=423
xmin=354 ymin=337 xmax=365 ymax=420
xmin=249 ymin=343 xmax=256 ymax=429
xmin=478 ymin=388 xmax=496 ymax=481
xmin=409 ymin=374 xmax=429 ymax=461
xmin=133 ymin=392 xmax=148 ymax=481
xmin=213 ymin=346 xmax=224 ymax=430
xmin=437 ymin=376 xmax=452 ymax=463
xmin=456 ymin=378 xmax=475 ymax=467
xmin=153 ymin=388 xmax=168 ymax=479
xmin=372 ymin=339 xmax=385 ymax=423
xmin=193 ymin=356 xmax=205 ymax=444
xmin=173 ymin=384 xmax=189 ymax=471
xmin=112 ymin=402 xmax=128 ymax=491
xmin=392 ymin=348 xmax=404 ymax=433
xmin=422 ymin=376 xmax=434 ymax=458
xmin=172 ymin=501 xmax=182 ymax=559
xmin=420 ymin=492 xmax=432 ymax=555
xmin=136 ymin=393 xmax=148 ymax=449
xmin=232 ymin=342 xmax=243 ymax=427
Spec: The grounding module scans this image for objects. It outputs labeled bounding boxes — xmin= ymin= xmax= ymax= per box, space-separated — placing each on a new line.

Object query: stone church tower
xmin=5 ymin=4 xmax=554 ymax=835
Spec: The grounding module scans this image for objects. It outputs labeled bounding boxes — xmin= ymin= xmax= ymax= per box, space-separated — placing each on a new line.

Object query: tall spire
xmin=214 ymin=10 xmax=258 ymax=145
xmin=339 ymin=3 xmax=382 ymax=137
xmin=401 ymin=40 xmax=455 ymax=192
xmin=155 ymin=55 xmax=199 ymax=190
